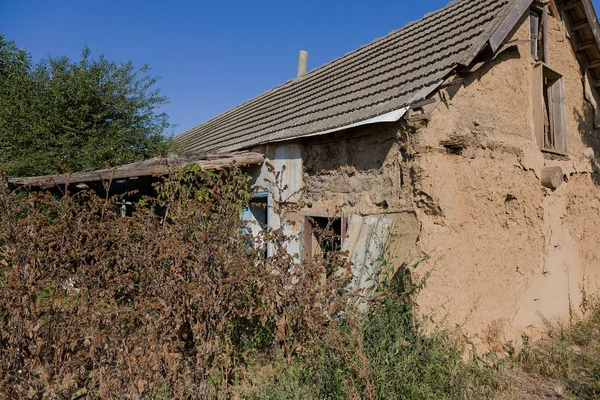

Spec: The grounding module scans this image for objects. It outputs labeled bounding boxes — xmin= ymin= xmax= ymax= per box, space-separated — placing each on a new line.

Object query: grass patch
xmin=233 ymin=280 xmax=600 ymax=400
xmin=514 ymin=300 xmax=600 ymax=399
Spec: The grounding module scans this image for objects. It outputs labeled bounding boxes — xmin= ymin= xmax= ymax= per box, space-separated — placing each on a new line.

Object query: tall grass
xmin=235 ymin=267 xmax=500 ymax=400
xmin=515 ymin=300 xmax=600 ymax=399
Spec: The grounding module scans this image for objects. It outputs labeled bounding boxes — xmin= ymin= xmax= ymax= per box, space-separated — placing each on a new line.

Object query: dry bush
xmin=0 ymin=166 xmax=352 ymax=399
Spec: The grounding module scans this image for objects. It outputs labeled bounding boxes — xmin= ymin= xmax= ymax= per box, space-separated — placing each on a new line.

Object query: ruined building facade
xmin=176 ymin=0 xmax=600 ymax=343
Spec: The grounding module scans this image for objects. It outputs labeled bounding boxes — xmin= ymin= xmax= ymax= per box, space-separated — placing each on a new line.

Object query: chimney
xmin=297 ymin=50 xmax=308 ymax=77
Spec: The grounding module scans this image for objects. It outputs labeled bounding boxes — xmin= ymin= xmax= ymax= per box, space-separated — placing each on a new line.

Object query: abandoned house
xmin=11 ymin=0 xmax=600 ymax=345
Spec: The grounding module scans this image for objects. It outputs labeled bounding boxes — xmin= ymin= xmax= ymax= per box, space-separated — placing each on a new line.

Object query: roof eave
xmin=561 ymin=0 xmax=600 ymax=88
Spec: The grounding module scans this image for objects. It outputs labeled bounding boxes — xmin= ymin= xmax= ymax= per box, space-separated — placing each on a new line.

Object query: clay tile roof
xmin=176 ymin=0 xmax=512 ymax=153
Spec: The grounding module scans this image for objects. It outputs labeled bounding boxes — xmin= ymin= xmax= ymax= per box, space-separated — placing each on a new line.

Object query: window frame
xmin=303 ymin=213 xmax=347 ymax=260
xmin=530 ymin=9 xmax=542 ymax=60
xmin=532 ymin=62 xmax=568 ymax=156
xmin=530 ymin=5 xmax=549 ymax=63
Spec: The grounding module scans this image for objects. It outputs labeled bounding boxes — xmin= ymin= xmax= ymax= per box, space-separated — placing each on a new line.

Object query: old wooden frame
xmin=303 ymin=213 xmax=347 ymax=261
xmin=533 ymin=63 xmax=568 ymax=155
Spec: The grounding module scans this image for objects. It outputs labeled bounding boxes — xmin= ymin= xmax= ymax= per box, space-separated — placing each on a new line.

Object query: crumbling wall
xmin=301 ymin=124 xmax=408 ymax=214
xmin=408 ymin=11 xmax=600 ymax=345
xmin=298 ymin=123 xmax=420 ymax=269
xmin=248 ymin=126 xmax=420 ymax=267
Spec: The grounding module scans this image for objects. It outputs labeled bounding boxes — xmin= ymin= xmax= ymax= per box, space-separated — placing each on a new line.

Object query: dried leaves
xmin=0 ymin=167 xmax=351 ymax=398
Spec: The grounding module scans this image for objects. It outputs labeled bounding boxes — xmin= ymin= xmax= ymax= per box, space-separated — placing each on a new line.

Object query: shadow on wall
xmin=574 ymin=106 xmax=600 ymax=186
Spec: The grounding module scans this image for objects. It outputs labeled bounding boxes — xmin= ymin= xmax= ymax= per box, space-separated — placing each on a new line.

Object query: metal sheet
xmin=346 ymin=214 xmax=396 ymax=309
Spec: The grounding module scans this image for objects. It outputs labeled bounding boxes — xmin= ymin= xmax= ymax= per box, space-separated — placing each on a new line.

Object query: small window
xmin=530 ymin=10 xmax=542 ymax=60
xmin=533 ymin=63 xmax=568 ymax=155
xmin=303 ymin=215 xmax=344 ymax=260
xmin=241 ymin=192 xmax=269 ymax=236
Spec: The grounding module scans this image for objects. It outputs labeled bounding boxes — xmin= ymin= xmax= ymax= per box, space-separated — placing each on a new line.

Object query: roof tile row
xmin=176 ymin=0 xmax=511 ymax=153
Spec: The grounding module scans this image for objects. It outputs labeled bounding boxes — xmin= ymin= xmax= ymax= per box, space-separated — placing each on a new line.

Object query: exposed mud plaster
xmin=300 ymin=123 xmax=412 ymax=216
xmin=513 ymin=184 xmax=583 ymax=337
xmin=404 ymin=11 xmax=600 ymax=345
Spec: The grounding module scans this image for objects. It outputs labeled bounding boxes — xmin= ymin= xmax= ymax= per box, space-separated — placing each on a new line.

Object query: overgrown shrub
xmin=0 ymin=165 xmax=510 ymax=399
xmin=0 ymin=167 xmax=352 ymax=398
xmin=235 ymin=266 xmax=499 ymax=400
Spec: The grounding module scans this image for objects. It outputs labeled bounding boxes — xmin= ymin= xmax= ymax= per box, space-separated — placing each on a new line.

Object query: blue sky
xmin=1 ymin=0 xmax=598 ymax=137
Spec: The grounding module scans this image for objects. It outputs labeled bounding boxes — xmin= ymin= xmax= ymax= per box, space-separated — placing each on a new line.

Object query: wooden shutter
xmin=550 ymin=77 xmax=568 ymax=154
xmin=533 ymin=63 xmax=544 ymax=148
xmin=533 ymin=63 xmax=568 ymax=155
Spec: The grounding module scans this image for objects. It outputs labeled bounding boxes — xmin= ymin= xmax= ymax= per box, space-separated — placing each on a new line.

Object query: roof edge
xmin=8 ymin=152 xmax=265 ymax=189
xmin=489 ymin=0 xmax=536 ymax=53
xmin=458 ymin=0 xmax=534 ymax=66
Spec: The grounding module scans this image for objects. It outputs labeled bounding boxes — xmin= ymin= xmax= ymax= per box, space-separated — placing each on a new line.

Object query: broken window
xmin=533 ymin=63 xmax=568 ymax=155
xmin=240 ymin=192 xmax=270 ymax=256
xmin=303 ymin=215 xmax=344 ymax=260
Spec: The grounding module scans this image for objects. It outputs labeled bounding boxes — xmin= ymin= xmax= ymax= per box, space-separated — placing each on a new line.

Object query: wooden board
xmin=489 ymin=0 xmax=536 ymax=52
xmin=543 ymin=5 xmax=550 ymax=64
xmin=8 ymin=151 xmax=265 ymax=188
xmin=551 ymin=78 xmax=569 ymax=154
xmin=533 ymin=63 xmax=545 ymax=149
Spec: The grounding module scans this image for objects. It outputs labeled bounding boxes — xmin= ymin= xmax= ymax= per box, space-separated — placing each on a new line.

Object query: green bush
xmin=236 ymin=270 xmax=499 ymax=400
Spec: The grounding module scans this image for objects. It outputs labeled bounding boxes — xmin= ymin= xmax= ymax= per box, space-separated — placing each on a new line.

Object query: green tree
xmin=0 ymin=34 xmax=172 ymax=177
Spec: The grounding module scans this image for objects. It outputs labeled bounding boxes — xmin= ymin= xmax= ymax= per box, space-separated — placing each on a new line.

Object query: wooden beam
xmin=561 ymin=0 xmax=581 ymax=12
xmin=457 ymin=0 xmax=520 ymax=66
xmin=439 ymin=77 xmax=465 ymax=89
xmin=542 ymin=166 xmax=564 ymax=189
xmin=533 ymin=63 xmax=544 ymax=149
xmin=543 ymin=5 xmax=550 ymax=64
xmin=560 ymin=0 xmax=600 ymax=76
xmin=579 ymin=0 xmax=600 ymax=47
xmin=303 ymin=216 xmax=313 ymax=261
xmin=583 ymin=60 xmax=600 ymax=69
xmin=410 ymin=97 xmax=438 ymax=109
xmin=575 ymin=39 xmax=597 ymax=51
xmin=407 ymin=113 xmax=432 ymax=123
xmin=571 ymin=20 xmax=590 ymax=30
xmin=8 ymin=152 xmax=265 ymax=188
xmin=489 ymin=0 xmax=536 ymax=52
xmin=459 ymin=40 xmax=530 ymax=74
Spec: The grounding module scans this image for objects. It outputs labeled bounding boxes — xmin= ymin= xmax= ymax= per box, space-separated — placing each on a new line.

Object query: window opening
xmin=241 ymin=192 xmax=269 ymax=235
xmin=240 ymin=192 xmax=270 ymax=256
xmin=304 ymin=215 xmax=344 ymax=260
xmin=248 ymin=192 xmax=268 ymax=231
